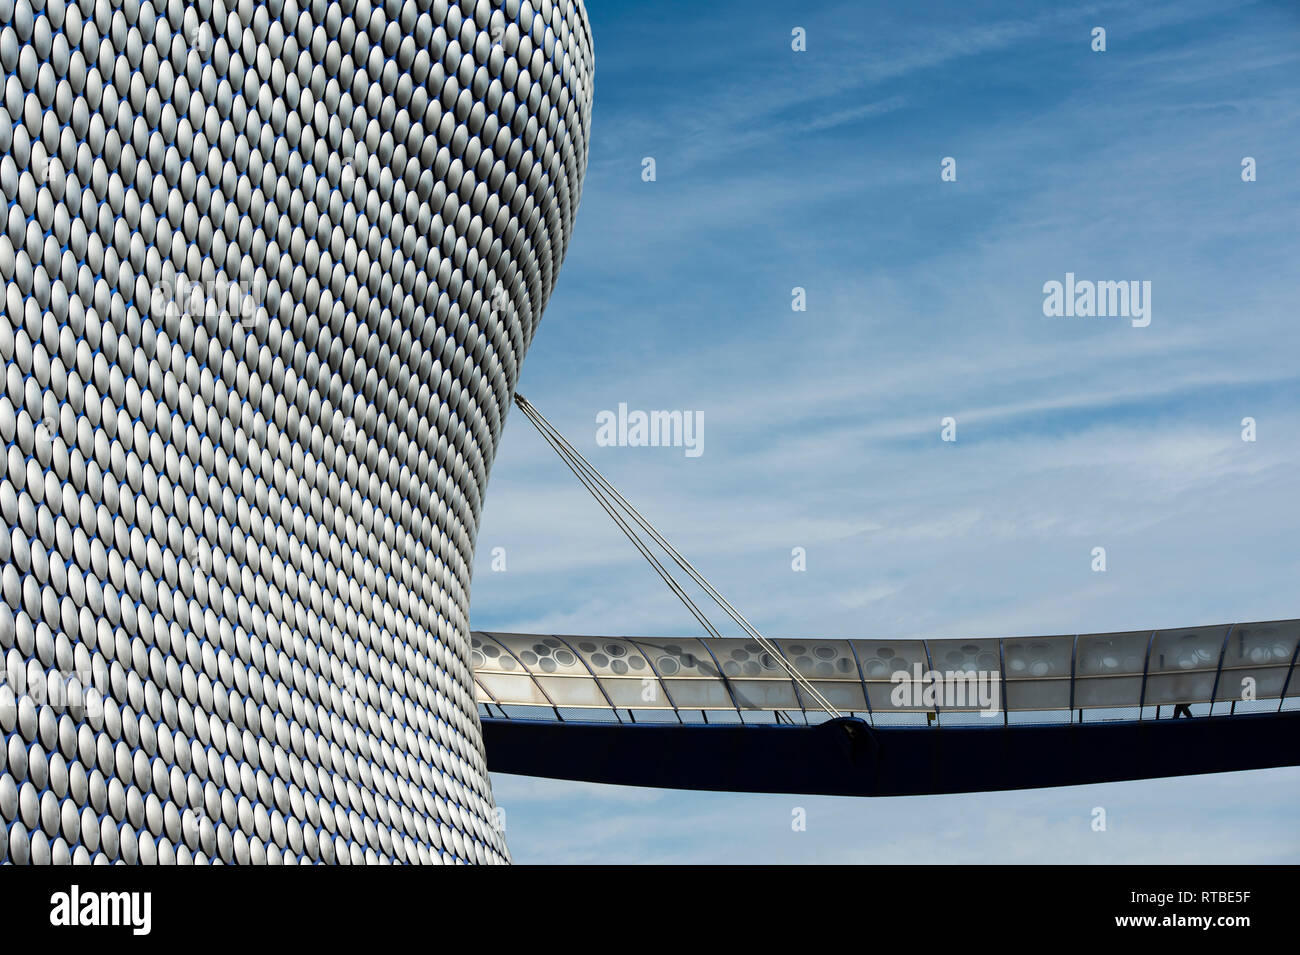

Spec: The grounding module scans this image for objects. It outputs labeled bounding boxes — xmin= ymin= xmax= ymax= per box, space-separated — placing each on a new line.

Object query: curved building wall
xmin=0 ymin=0 xmax=593 ymax=864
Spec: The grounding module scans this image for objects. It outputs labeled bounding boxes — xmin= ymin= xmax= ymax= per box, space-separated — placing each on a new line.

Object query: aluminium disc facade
xmin=0 ymin=0 xmax=593 ymax=864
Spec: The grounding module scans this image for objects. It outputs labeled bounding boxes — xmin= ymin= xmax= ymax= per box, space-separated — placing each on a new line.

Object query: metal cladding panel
xmin=0 ymin=0 xmax=594 ymax=864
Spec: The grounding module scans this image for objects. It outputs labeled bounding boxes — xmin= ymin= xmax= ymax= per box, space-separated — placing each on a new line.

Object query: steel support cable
xmin=524 ymin=409 xmax=725 ymax=641
xmin=514 ymin=397 xmax=726 ymax=642
xmin=513 ymin=395 xmax=726 ymax=639
xmin=514 ymin=394 xmax=838 ymax=712
xmin=514 ymin=393 xmax=843 ymax=718
xmin=518 ymin=396 xmax=843 ymax=718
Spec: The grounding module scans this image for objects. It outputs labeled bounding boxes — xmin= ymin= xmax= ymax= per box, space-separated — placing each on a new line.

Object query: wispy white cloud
xmin=493 ymin=767 xmax=1300 ymax=864
xmin=796 ymin=96 xmax=909 ymax=133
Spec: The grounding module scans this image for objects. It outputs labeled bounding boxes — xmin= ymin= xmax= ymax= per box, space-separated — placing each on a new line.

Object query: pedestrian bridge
xmin=472 ymin=619 xmax=1300 ymax=795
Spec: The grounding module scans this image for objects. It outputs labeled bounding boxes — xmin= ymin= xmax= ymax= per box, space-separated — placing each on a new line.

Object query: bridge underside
xmin=482 ymin=711 xmax=1300 ymax=796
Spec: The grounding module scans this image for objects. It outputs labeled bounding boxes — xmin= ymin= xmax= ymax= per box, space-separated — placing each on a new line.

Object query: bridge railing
xmin=470 ymin=619 xmax=1300 ymax=726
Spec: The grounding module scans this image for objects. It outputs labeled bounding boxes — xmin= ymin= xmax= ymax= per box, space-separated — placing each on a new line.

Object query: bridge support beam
xmin=482 ymin=711 xmax=1300 ymax=796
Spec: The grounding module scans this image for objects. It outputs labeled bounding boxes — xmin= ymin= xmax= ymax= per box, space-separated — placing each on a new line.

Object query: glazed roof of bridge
xmin=470 ymin=620 xmax=1300 ymax=724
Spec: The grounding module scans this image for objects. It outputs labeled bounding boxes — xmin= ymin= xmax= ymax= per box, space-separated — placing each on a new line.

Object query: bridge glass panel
xmin=471 ymin=620 xmax=1299 ymax=722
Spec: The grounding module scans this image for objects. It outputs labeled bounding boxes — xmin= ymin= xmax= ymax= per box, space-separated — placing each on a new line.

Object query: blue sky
xmin=471 ymin=0 xmax=1300 ymax=863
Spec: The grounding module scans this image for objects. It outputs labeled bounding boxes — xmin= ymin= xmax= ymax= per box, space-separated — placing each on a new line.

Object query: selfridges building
xmin=0 ymin=0 xmax=593 ymax=864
